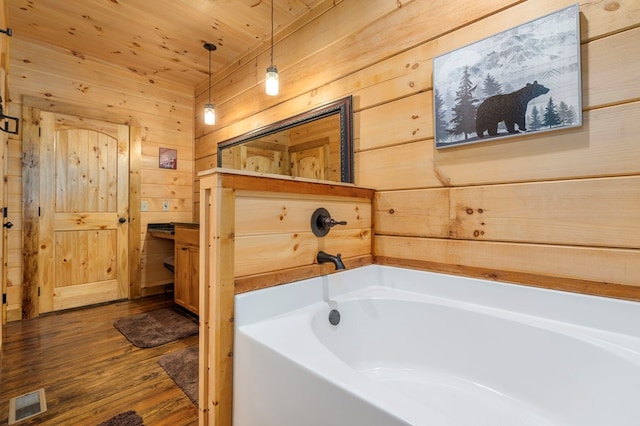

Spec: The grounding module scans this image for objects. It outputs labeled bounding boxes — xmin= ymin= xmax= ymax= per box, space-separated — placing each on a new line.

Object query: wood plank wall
xmin=5 ymin=38 xmax=194 ymax=320
xmin=195 ymin=0 xmax=640 ymax=300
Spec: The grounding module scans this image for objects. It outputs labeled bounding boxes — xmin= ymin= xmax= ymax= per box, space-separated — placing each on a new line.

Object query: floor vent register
xmin=8 ymin=388 xmax=47 ymax=424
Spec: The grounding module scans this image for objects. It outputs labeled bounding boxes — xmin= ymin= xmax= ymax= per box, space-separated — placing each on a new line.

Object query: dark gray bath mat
xmin=158 ymin=345 xmax=199 ymax=407
xmin=113 ymin=308 xmax=198 ymax=348
xmin=97 ymin=410 xmax=144 ymax=426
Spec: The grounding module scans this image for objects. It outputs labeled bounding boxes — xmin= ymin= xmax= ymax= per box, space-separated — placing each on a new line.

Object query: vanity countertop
xmin=173 ymin=222 xmax=199 ymax=229
xmin=147 ymin=222 xmax=199 ymax=240
xmin=148 ymin=229 xmax=174 ymax=240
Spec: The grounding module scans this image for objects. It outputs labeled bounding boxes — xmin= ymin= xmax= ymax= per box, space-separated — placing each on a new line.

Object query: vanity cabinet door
xmin=174 ymin=243 xmax=190 ymax=311
xmin=186 ymin=246 xmax=199 ymax=314
xmin=174 ymin=226 xmax=199 ymax=314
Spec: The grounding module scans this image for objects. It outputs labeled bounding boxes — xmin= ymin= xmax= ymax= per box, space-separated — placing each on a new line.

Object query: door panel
xmin=56 ymin=129 xmax=118 ymax=212
xmin=289 ymin=137 xmax=330 ymax=180
xmin=38 ymin=111 xmax=129 ymax=312
xmin=290 ymin=146 xmax=326 ymax=180
xmin=54 ymin=229 xmax=117 ymax=286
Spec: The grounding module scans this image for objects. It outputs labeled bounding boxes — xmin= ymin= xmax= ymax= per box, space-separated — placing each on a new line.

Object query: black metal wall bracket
xmin=0 ymin=96 xmax=19 ymax=135
xmin=0 ymin=28 xmax=11 ymax=37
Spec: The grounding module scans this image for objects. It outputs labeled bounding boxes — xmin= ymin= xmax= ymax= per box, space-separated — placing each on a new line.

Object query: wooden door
xmin=36 ymin=111 xmax=130 ymax=312
xmin=290 ymin=145 xmax=328 ymax=180
xmin=0 ymin=69 xmax=6 ymax=343
xmin=234 ymin=144 xmax=289 ymax=175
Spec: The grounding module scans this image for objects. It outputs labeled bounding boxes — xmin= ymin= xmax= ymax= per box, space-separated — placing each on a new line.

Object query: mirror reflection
xmin=217 ymin=96 xmax=353 ymax=183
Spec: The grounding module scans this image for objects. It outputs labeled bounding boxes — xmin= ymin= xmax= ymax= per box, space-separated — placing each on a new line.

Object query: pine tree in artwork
xmin=449 ymin=66 xmax=479 ymax=140
xmin=558 ymin=101 xmax=577 ymax=126
xmin=568 ymin=105 xmax=578 ymax=125
xmin=529 ymin=105 xmax=542 ymax=131
xmin=434 ymin=89 xmax=449 ymax=144
xmin=567 ymin=105 xmax=578 ymax=126
xmin=482 ymin=73 xmax=502 ymax=97
xmin=558 ymin=101 xmax=569 ymax=125
xmin=543 ymin=97 xmax=561 ymax=128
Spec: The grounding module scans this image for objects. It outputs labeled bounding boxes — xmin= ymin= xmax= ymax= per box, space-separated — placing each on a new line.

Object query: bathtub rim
xmin=235 ymin=264 xmax=640 ymax=338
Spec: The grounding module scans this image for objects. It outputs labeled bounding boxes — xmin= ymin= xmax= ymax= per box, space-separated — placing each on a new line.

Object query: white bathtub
xmin=233 ymin=265 xmax=640 ymax=426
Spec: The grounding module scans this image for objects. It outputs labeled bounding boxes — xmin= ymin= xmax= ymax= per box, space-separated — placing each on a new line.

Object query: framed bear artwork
xmin=433 ymin=4 xmax=582 ymax=149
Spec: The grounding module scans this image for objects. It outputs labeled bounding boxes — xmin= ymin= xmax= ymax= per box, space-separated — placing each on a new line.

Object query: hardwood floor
xmin=0 ymin=294 xmax=199 ymax=425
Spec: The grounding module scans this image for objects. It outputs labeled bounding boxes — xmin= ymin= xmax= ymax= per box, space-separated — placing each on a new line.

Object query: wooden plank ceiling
xmin=6 ymin=0 xmax=326 ymax=88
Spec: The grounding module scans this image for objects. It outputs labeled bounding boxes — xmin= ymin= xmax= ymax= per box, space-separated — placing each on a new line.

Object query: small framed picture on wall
xmin=159 ymin=147 xmax=177 ymax=169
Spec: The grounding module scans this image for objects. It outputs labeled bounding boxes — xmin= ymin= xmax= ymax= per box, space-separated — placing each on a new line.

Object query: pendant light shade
xmin=203 ymin=42 xmax=217 ymax=125
xmin=204 ymin=103 xmax=215 ymax=125
xmin=266 ymin=65 xmax=279 ymax=96
xmin=266 ymin=0 xmax=279 ymax=96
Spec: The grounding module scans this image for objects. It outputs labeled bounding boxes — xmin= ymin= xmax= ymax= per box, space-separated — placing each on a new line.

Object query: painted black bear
xmin=475 ymin=81 xmax=549 ymax=138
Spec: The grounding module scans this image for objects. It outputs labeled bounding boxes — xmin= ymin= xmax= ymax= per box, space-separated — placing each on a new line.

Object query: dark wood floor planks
xmin=0 ymin=294 xmax=198 ymax=425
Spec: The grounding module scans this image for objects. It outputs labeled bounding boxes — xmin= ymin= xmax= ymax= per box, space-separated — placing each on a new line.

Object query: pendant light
xmin=203 ymin=42 xmax=217 ymax=125
xmin=265 ymin=0 xmax=279 ymax=96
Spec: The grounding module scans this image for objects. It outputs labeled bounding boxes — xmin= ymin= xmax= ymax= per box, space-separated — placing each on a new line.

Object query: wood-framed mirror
xmin=217 ymin=96 xmax=353 ymax=183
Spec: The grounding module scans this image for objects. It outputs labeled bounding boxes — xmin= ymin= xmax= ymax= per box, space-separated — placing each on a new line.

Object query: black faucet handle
xmin=325 ymin=217 xmax=347 ymax=227
xmin=312 ymin=208 xmax=347 ymax=237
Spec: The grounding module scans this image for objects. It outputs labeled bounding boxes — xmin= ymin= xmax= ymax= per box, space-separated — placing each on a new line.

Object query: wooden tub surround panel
xmin=198 ymin=169 xmax=374 ymax=425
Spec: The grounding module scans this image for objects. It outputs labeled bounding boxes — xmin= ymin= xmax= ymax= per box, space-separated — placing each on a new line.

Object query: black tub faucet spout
xmin=317 ymin=251 xmax=346 ymax=270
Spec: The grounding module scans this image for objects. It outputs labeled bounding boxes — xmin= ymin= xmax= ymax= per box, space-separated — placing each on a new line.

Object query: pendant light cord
xmin=270 ymin=0 xmax=274 ymax=67
xmin=208 ymin=48 xmax=212 ymax=104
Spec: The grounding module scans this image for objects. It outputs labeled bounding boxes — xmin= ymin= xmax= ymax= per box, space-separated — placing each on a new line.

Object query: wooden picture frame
xmin=433 ymin=4 xmax=582 ymax=149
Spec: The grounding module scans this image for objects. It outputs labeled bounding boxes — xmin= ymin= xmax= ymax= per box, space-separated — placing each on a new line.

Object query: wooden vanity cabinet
xmin=174 ymin=224 xmax=199 ymax=315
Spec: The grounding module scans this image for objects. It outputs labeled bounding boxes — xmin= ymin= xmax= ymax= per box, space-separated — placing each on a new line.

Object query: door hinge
xmin=38 ymin=287 xmax=41 ymax=297
xmin=2 ymin=293 xmax=6 ymax=304
xmin=38 ymin=206 xmax=41 ymax=217
xmin=3 ymin=206 xmax=6 ymax=218
xmin=38 ymin=127 xmax=41 ymax=137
